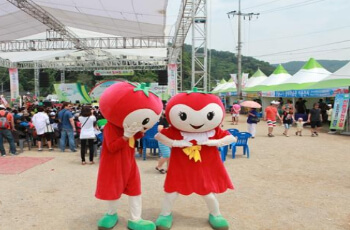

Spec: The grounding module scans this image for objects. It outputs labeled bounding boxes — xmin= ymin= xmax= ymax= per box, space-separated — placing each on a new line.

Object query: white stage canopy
xmin=0 ymin=0 xmax=169 ymax=62
xmin=0 ymin=0 xmax=168 ymax=40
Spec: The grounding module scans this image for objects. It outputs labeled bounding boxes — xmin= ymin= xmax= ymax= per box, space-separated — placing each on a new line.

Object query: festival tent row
xmin=268 ymin=58 xmax=331 ymax=91
xmin=308 ymin=61 xmax=350 ymax=90
xmin=212 ymin=68 xmax=267 ymax=95
xmin=244 ymin=64 xmax=292 ymax=92
xmin=244 ymin=68 xmax=268 ymax=88
xmin=242 ymin=58 xmax=349 ymax=98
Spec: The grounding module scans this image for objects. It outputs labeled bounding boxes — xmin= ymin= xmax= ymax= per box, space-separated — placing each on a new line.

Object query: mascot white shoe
xmin=155 ymin=88 xmax=236 ymax=230
xmin=95 ymin=82 xmax=162 ymax=230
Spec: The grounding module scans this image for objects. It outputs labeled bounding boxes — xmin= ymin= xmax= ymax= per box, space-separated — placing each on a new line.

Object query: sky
xmin=166 ymin=0 xmax=350 ymax=64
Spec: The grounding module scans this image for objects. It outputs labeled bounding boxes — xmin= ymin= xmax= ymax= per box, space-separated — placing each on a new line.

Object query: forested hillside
xmin=0 ymin=44 xmax=276 ymax=96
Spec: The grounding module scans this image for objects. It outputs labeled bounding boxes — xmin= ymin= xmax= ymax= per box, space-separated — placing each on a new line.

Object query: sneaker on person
xmin=38 ymin=148 xmax=43 ymax=151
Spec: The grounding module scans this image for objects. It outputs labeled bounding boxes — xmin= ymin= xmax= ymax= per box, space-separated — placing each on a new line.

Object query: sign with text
xmin=9 ymin=68 xmax=19 ymax=101
xmin=167 ymin=64 xmax=177 ymax=97
xmin=330 ymin=93 xmax=349 ymax=130
xmin=93 ymin=70 xmax=134 ymax=76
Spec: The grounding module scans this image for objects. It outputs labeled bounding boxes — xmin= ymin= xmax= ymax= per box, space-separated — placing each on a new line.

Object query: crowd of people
xmin=227 ymin=97 xmax=335 ymax=139
xmin=0 ymin=101 xmax=106 ymax=164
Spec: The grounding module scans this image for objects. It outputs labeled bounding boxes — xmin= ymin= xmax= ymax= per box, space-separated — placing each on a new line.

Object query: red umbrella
xmin=240 ymin=100 xmax=261 ymax=108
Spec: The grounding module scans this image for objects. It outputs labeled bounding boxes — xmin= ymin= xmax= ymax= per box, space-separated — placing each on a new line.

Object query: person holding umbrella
xmin=240 ymin=100 xmax=262 ymax=139
xmin=247 ymin=108 xmax=259 ymax=138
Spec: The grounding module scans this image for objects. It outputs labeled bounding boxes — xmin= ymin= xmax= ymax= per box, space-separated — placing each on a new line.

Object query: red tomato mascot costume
xmin=96 ymin=82 xmax=162 ymax=230
xmin=155 ymin=89 xmax=236 ymax=230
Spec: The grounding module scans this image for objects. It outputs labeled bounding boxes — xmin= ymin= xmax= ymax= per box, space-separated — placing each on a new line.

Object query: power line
xmin=249 ymin=25 xmax=350 ymax=43
xmin=260 ymin=0 xmax=327 ymax=14
xmin=242 ymin=0 xmax=285 ymax=10
xmin=254 ymin=39 xmax=350 ymax=57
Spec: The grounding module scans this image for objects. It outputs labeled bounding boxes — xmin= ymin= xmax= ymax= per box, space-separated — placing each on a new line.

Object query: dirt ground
xmin=0 ymin=114 xmax=349 ymax=230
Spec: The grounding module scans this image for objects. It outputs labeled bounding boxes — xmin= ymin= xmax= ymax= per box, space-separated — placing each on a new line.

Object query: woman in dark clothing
xmin=247 ymin=108 xmax=259 ymax=138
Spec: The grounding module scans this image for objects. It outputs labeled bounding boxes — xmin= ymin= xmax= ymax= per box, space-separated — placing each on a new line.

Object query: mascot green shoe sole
xmin=127 ymin=219 xmax=156 ymax=230
xmin=97 ymin=213 xmax=118 ymax=230
xmin=155 ymin=214 xmax=173 ymax=230
xmin=208 ymin=214 xmax=229 ymax=230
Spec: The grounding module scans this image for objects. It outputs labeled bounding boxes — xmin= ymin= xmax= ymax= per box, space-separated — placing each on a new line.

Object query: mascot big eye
xmin=155 ymin=89 xmax=236 ymax=230
xmin=95 ymin=82 xmax=162 ymax=230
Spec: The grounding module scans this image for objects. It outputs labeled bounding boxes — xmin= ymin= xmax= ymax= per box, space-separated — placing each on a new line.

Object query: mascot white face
xmin=165 ymin=92 xmax=225 ymax=133
xmin=123 ymin=109 xmax=161 ymax=132
xmin=169 ymin=103 xmax=223 ymax=133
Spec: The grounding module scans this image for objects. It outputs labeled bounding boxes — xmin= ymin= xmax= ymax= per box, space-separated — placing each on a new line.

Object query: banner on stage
xmin=330 ymin=93 xmax=349 ymax=130
xmin=93 ymin=70 xmax=134 ymax=76
xmin=167 ymin=64 xmax=177 ymax=97
xmin=9 ymin=68 xmax=19 ymax=101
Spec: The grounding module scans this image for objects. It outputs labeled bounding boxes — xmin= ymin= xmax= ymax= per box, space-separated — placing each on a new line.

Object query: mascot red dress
xmin=155 ymin=89 xmax=236 ymax=230
xmin=96 ymin=82 xmax=162 ymax=230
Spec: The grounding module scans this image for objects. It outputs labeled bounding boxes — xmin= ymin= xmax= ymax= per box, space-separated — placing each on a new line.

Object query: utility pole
xmin=227 ymin=0 xmax=259 ymax=97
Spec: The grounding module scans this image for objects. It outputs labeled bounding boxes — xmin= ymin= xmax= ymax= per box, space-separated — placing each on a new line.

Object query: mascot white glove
xmin=172 ymin=140 xmax=193 ymax=147
xmin=199 ymin=139 xmax=222 ymax=147
xmin=123 ymin=122 xmax=143 ymax=138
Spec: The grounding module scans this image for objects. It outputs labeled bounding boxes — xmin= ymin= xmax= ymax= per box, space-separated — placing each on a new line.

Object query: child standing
xmin=281 ymin=108 xmax=294 ymax=137
xmin=295 ymin=117 xmax=305 ymax=136
xmin=231 ymin=101 xmax=241 ymax=125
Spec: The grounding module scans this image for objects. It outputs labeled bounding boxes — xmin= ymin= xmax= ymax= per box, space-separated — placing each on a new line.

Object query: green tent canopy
xmin=308 ymin=61 xmax=350 ymax=89
xmin=268 ymin=58 xmax=331 ymax=91
xmin=245 ymin=64 xmax=291 ymax=92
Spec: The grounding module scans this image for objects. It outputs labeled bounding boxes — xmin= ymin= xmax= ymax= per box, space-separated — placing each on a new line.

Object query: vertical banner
xmin=330 ymin=93 xmax=350 ymax=130
xmin=241 ymin=73 xmax=249 ymax=88
xmin=9 ymin=68 xmax=19 ymax=101
xmin=0 ymin=95 xmax=9 ymax=107
xmin=230 ymin=74 xmax=237 ymax=85
xmin=167 ymin=64 xmax=177 ymax=97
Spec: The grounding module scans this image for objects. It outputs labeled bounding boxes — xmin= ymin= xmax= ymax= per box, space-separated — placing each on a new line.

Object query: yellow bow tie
xmin=183 ymin=145 xmax=202 ymax=162
xmin=128 ymin=137 xmax=135 ymax=148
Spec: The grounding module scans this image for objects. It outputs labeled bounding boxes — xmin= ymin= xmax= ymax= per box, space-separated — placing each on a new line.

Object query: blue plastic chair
xmin=141 ymin=122 xmax=159 ymax=160
xmin=219 ymin=128 xmax=239 ymax=162
xmin=230 ymin=132 xmax=252 ymax=159
xmin=219 ymin=145 xmax=229 ymax=162
xmin=227 ymin=128 xmax=240 ymax=137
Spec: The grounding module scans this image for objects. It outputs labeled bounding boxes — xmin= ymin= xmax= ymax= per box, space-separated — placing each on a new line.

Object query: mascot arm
xmin=106 ymin=135 xmax=128 ymax=152
xmin=155 ymin=133 xmax=192 ymax=147
xmin=199 ymin=134 xmax=236 ymax=147
xmin=155 ymin=133 xmax=174 ymax=147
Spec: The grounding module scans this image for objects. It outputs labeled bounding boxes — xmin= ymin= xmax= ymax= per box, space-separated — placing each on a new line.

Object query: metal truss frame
xmin=191 ymin=0 xmax=207 ymax=92
xmin=0 ymin=36 xmax=170 ymax=52
xmin=7 ymin=0 xmax=92 ymax=53
xmin=2 ymin=0 xmax=205 ymax=92
xmin=17 ymin=58 xmax=167 ymax=71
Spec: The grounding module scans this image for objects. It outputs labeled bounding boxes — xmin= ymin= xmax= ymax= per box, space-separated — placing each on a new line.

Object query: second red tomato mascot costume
xmin=95 ymin=82 xmax=162 ymax=230
xmin=155 ymin=89 xmax=236 ymax=230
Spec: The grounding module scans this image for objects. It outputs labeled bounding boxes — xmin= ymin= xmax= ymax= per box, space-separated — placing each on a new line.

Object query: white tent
xmin=244 ymin=68 xmax=268 ymax=88
xmin=270 ymin=58 xmax=331 ymax=91
xmin=309 ymin=61 xmax=350 ymax=89
xmin=211 ymin=79 xmax=227 ymax=93
xmin=245 ymin=64 xmax=292 ymax=92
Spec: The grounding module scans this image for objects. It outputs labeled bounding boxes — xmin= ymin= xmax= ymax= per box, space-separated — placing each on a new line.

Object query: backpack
xmin=0 ymin=112 xmax=10 ymax=129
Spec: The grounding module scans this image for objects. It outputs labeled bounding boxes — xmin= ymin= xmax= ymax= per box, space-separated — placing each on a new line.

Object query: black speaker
xmin=39 ymin=72 xmax=50 ymax=87
xmin=43 ymin=101 xmax=52 ymax=107
xmin=158 ymin=70 xmax=168 ymax=85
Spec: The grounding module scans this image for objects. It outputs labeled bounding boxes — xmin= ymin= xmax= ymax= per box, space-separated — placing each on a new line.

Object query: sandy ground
xmin=0 ymin=114 xmax=350 ymax=230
